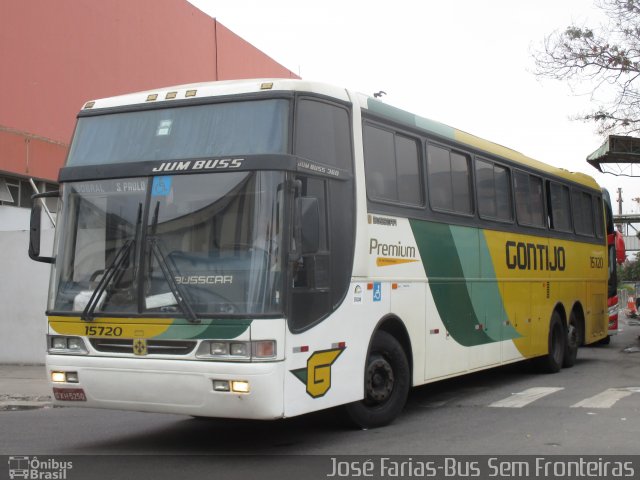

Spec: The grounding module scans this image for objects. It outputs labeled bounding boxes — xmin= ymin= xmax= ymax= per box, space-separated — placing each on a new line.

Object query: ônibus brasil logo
xmin=8 ymin=456 xmax=73 ymax=479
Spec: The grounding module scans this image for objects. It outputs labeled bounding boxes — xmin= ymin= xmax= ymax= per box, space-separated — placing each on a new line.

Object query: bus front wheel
xmin=344 ymin=330 xmax=410 ymax=429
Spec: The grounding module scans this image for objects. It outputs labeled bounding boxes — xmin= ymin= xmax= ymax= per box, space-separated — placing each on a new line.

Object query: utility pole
xmin=617 ymin=188 xmax=623 ymax=215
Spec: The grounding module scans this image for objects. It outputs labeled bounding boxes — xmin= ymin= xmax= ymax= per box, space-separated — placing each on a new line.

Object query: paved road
xmin=1 ymin=319 xmax=639 ymax=478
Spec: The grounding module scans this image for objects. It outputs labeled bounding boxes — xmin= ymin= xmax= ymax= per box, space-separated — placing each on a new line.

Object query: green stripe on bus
xmin=158 ymin=319 xmax=252 ymax=340
xmin=367 ymin=99 xmax=456 ymax=140
xmin=410 ymin=220 xmax=493 ymax=346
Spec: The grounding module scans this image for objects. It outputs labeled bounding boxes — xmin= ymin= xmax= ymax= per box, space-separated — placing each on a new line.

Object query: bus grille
xmin=89 ymin=338 xmax=197 ymax=355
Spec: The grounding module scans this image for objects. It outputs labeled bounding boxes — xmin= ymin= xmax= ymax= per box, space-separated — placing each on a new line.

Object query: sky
xmin=189 ymin=0 xmax=640 ymax=213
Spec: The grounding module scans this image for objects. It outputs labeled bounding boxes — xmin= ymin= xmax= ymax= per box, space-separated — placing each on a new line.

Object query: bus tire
xmin=344 ymin=330 xmax=410 ymax=429
xmin=598 ymin=335 xmax=611 ymax=345
xmin=563 ymin=311 xmax=580 ymax=368
xmin=537 ymin=312 xmax=565 ymax=373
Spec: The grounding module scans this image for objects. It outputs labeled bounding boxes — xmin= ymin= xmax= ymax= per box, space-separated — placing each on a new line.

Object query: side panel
xmin=283 ymin=282 xmax=378 ymax=418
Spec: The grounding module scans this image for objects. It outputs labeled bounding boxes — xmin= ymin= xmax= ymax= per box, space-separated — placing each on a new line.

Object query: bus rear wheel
xmin=344 ymin=331 xmax=410 ymax=429
xmin=563 ymin=311 xmax=581 ymax=368
xmin=537 ymin=312 xmax=566 ymax=373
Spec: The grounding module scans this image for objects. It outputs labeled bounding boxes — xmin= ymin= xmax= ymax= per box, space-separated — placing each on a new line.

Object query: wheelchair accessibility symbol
xmin=373 ymin=282 xmax=382 ymax=302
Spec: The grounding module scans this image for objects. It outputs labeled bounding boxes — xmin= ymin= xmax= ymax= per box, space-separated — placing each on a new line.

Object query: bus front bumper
xmin=46 ymin=355 xmax=285 ymax=419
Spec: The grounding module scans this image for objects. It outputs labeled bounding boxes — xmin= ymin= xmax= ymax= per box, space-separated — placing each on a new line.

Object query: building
xmin=0 ymin=0 xmax=298 ymax=362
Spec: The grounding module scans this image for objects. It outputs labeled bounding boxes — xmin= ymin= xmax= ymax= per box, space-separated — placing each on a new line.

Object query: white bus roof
xmin=81 ymin=79 xmax=599 ymax=190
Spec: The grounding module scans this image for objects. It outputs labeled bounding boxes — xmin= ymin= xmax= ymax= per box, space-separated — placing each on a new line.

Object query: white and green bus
xmin=30 ymin=79 xmax=609 ymax=428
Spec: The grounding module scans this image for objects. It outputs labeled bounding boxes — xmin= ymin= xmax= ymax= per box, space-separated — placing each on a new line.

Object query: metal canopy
xmin=587 ymin=135 xmax=640 ymax=176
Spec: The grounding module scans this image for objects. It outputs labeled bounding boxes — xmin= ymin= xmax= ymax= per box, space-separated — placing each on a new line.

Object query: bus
xmin=29 ymin=79 xmax=609 ymax=428
xmin=603 ymin=190 xmax=620 ymax=343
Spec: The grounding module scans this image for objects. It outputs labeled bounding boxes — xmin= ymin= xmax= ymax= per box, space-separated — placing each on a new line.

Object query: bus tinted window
xmin=476 ymin=158 xmax=512 ymax=221
xmin=363 ymin=125 xmax=422 ymax=205
xmin=295 ymin=99 xmax=352 ymax=171
xmin=428 ymin=144 xmax=472 ymax=214
xmin=396 ymin=135 xmax=422 ymax=205
xmin=573 ymin=190 xmax=594 ymax=236
xmin=549 ymin=182 xmax=572 ymax=232
xmin=364 ymin=125 xmax=397 ymax=200
xmin=514 ymin=171 xmax=544 ymax=227
xmin=594 ymin=196 xmax=604 ymax=239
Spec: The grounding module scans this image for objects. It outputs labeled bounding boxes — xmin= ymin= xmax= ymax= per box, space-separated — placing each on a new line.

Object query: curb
xmin=0 ymin=395 xmax=52 ymax=411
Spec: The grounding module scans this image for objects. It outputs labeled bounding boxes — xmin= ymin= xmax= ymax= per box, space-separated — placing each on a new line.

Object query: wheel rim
xmin=364 ymin=354 xmax=395 ymax=405
xmin=567 ymin=323 xmax=577 ymax=349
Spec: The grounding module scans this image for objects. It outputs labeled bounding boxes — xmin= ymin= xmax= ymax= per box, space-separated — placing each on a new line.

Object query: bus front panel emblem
xmin=133 ymin=338 xmax=147 ymax=356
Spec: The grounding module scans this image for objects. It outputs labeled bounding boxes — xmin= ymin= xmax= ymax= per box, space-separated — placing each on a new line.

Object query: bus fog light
xmin=65 ymin=372 xmax=79 ymax=383
xmin=212 ymin=380 xmax=230 ymax=392
xmin=230 ymin=343 xmax=248 ymax=357
xmin=253 ymin=340 xmax=276 ymax=358
xmin=51 ymin=371 xmax=66 ymax=383
xmin=231 ymin=380 xmax=250 ymax=393
xmin=52 ymin=337 xmax=67 ymax=349
xmin=210 ymin=342 xmax=228 ymax=356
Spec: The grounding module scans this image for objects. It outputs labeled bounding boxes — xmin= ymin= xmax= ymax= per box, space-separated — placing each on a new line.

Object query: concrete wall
xmin=0 ymin=229 xmax=54 ymax=364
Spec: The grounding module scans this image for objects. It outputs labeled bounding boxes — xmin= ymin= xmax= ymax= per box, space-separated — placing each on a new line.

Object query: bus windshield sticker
xmin=156 ymin=119 xmax=173 ymax=136
xmin=151 ymin=176 xmax=173 ymax=197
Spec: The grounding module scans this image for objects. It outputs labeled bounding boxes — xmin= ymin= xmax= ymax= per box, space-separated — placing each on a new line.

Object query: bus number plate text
xmin=53 ymin=388 xmax=87 ymax=402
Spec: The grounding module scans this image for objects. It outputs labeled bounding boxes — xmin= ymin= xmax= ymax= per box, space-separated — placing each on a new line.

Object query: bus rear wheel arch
xmin=344 ymin=330 xmax=410 ymax=429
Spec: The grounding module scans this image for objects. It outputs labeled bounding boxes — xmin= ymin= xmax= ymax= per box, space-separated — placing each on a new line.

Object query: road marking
xmin=571 ymin=388 xmax=639 ymax=409
xmin=489 ymin=387 xmax=564 ymax=408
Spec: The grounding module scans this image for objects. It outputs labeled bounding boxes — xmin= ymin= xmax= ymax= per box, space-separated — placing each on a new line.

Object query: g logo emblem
xmin=291 ymin=348 xmax=345 ymax=398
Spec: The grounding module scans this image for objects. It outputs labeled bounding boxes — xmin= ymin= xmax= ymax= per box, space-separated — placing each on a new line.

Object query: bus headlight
xmin=230 ymin=342 xmax=248 ymax=357
xmin=48 ymin=335 xmax=88 ymax=355
xmin=197 ymin=340 xmax=277 ymax=361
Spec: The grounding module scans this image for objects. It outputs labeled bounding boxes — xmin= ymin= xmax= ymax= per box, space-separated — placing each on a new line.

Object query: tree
xmin=618 ymin=251 xmax=640 ymax=282
xmin=534 ymin=0 xmax=640 ymax=135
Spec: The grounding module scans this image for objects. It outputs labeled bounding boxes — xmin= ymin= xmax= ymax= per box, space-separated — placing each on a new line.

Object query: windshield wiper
xmin=82 ymin=203 xmax=142 ymax=322
xmin=147 ymin=237 xmax=199 ymax=324
xmin=81 ymin=239 xmax=134 ymax=321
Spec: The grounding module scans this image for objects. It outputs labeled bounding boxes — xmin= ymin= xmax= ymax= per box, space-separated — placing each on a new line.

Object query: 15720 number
xmin=84 ymin=326 xmax=123 ymax=336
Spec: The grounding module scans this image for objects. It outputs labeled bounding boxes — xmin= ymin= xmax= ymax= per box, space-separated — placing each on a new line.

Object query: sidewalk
xmin=0 ymin=364 xmax=52 ymax=410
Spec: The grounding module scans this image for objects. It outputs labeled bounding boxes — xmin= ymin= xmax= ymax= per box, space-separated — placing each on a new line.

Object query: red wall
xmin=0 ymin=129 xmax=66 ymax=181
xmin=0 ymin=0 xmax=298 ymax=181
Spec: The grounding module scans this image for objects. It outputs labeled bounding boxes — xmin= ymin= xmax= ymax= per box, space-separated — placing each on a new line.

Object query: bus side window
xmin=514 ymin=171 xmax=545 ymax=227
xmin=427 ymin=144 xmax=472 ymax=215
xmin=295 ymin=98 xmax=352 ymax=171
xmin=572 ymin=190 xmax=595 ymax=237
xmin=363 ymin=123 xmax=422 ymax=206
xmin=290 ymin=177 xmax=332 ymax=330
xmin=548 ymin=181 xmax=572 ymax=232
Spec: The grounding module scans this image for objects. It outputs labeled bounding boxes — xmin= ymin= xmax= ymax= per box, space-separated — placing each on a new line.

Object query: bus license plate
xmin=53 ymin=387 xmax=87 ymax=401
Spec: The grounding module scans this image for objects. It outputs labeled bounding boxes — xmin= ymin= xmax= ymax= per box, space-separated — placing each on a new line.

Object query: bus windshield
xmin=51 ymin=171 xmax=285 ymax=318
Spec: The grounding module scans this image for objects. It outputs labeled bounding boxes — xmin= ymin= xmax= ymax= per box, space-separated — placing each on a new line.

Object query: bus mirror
xmin=28 ymin=192 xmax=57 ymax=264
xmin=297 ymin=197 xmax=320 ymax=255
